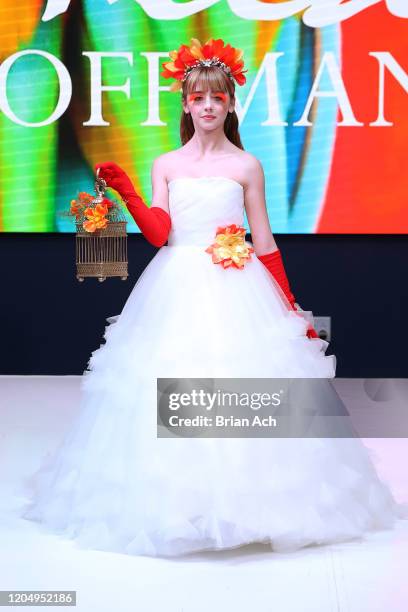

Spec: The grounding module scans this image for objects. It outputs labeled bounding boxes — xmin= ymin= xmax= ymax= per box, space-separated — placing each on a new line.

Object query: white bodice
xmin=166 ymin=176 xmax=245 ymax=247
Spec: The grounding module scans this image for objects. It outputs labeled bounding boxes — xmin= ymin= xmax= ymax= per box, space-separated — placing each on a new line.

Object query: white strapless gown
xmin=20 ymin=177 xmax=405 ymax=556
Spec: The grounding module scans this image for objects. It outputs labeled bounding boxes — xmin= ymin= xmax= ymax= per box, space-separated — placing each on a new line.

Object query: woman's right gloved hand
xmin=94 ymin=161 xmax=135 ymax=200
xmin=95 ymin=161 xmax=171 ymax=248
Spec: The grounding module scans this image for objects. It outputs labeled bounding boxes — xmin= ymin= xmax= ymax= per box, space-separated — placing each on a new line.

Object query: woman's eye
xmin=190 ymin=94 xmax=225 ymax=102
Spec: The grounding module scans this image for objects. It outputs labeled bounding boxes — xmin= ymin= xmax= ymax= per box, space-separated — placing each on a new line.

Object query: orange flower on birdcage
xmin=70 ymin=199 xmax=81 ymax=218
xmin=69 ymin=192 xmax=94 ymax=219
xmin=205 ymin=223 xmax=254 ymax=269
xmin=67 ymin=189 xmax=117 ymax=229
xmin=78 ymin=191 xmax=93 ymax=201
xmin=83 ymin=202 xmax=109 ymax=233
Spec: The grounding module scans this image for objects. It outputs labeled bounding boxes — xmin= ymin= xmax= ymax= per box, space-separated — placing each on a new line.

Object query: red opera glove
xmin=258 ymin=249 xmax=296 ymax=307
xmin=94 ymin=161 xmax=171 ymax=247
xmin=258 ymin=249 xmax=319 ymax=339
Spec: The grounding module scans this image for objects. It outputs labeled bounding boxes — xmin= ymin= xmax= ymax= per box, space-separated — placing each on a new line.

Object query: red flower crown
xmin=161 ymin=38 xmax=247 ymax=92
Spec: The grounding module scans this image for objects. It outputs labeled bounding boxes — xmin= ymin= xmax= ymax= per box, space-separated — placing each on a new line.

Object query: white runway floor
xmin=1 ymin=376 xmax=407 ymax=612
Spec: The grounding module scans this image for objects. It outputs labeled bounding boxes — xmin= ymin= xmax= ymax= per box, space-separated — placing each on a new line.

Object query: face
xmin=183 ymin=88 xmax=235 ymax=130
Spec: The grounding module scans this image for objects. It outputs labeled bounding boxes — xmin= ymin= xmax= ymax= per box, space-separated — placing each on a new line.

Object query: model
xmin=20 ymin=38 xmax=404 ymax=557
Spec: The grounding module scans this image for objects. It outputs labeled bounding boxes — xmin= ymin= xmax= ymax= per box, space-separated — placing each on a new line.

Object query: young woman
xmin=21 ymin=38 xmax=404 ymax=557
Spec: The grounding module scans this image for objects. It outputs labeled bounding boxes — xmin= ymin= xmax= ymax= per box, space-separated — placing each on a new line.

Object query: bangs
xmin=184 ymin=68 xmax=231 ymax=96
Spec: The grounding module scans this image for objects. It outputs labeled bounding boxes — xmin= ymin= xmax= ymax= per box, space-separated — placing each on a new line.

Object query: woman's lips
xmin=202 ymin=115 xmax=215 ymax=120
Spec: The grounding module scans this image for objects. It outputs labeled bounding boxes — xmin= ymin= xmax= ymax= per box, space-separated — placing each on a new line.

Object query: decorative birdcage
xmin=70 ymin=171 xmax=128 ymax=282
xmin=76 ymin=220 xmax=128 ymax=282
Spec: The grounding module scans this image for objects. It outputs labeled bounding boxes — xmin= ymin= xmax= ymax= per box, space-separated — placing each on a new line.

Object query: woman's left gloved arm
xmin=257 ymin=249 xmax=319 ymax=339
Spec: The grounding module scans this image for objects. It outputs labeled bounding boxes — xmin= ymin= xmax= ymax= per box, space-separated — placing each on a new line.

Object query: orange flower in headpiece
xmin=161 ymin=38 xmax=247 ymax=92
xmin=83 ymin=202 xmax=109 ymax=233
xmin=205 ymin=223 xmax=254 ymax=269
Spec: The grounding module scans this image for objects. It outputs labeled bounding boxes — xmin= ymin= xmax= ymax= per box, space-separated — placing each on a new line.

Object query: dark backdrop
xmin=1 ymin=233 xmax=406 ymax=377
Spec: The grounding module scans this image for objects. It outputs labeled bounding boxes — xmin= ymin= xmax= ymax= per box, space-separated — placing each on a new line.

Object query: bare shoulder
xmin=152 ymin=150 xmax=181 ymax=181
xmin=240 ymin=151 xmax=265 ymax=186
xmin=151 ymin=151 xmax=172 ymax=175
xmin=221 ymin=149 xmax=264 ymax=190
xmin=150 ymin=153 xmax=173 ymax=213
xmin=243 ymin=150 xmax=263 ymax=170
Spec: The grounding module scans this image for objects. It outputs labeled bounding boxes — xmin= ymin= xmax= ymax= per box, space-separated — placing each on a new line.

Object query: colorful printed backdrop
xmin=0 ymin=1 xmax=407 ymax=233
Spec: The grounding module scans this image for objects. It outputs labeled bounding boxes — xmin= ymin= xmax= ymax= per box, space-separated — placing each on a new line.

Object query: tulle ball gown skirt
xmin=19 ymin=177 xmax=405 ymax=556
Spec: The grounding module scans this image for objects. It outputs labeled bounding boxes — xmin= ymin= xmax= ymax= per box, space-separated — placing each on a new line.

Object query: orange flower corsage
xmin=205 ymin=224 xmax=254 ymax=269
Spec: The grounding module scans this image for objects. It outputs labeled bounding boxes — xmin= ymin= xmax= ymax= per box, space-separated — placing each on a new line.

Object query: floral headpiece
xmin=161 ymin=37 xmax=247 ymax=92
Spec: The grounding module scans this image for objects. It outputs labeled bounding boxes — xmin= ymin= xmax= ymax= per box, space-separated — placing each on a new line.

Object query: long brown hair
xmin=180 ymin=66 xmax=244 ymax=150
